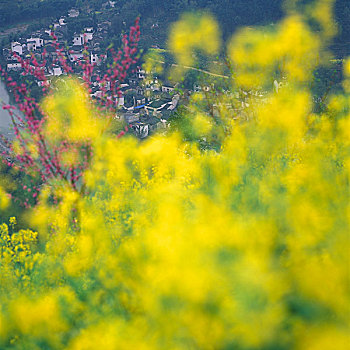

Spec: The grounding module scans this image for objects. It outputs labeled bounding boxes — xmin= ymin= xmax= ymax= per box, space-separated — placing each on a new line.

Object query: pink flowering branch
xmin=0 ymin=18 xmax=141 ymax=207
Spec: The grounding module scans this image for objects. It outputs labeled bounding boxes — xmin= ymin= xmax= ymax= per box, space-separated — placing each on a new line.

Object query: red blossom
xmin=0 ymin=18 xmax=141 ymax=207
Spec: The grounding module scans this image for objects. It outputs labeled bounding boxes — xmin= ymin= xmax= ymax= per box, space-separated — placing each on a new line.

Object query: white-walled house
xmin=27 ymin=40 xmax=37 ymax=51
xmin=27 ymin=37 xmax=44 ymax=48
xmin=151 ymin=79 xmax=160 ymax=92
xmin=7 ymin=61 xmax=22 ymax=71
xmin=54 ymin=67 xmax=63 ymax=76
xmin=50 ymin=66 xmax=63 ymax=76
xmin=72 ymin=31 xmax=93 ymax=45
xmin=84 ymin=28 xmax=94 ymax=42
xmin=59 ymin=17 xmax=67 ymax=26
xmin=202 ymin=85 xmax=212 ymax=92
xmin=73 ymin=34 xmax=84 ymax=46
xmin=90 ymin=52 xmax=107 ymax=65
xmin=193 ymin=83 xmax=201 ymax=92
xmin=90 ymin=52 xmax=99 ymax=64
xmin=134 ymin=94 xmax=146 ymax=106
xmin=69 ymin=45 xmax=84 ymax=62
xmin=69 ymin=52 xmax=84 ymax=62
xmin=131 ymin=124 xmax=149 ymax=139
xmin=137 ymin=68 xmax=145 ymax=79
xmin=90 ymin=89 xmax=103 ymax=98
xmin=84 ymin=32 xmax=93 ymax=42
xmin=116 ymin=95 xmax=125 ymax=107
xmin=90 ymin=52 xmax=100 ymax=65
xmin=161 ymin=84 xmax=175 ymax=93
xmin=11 ymin=42 xmax=23 ymax=55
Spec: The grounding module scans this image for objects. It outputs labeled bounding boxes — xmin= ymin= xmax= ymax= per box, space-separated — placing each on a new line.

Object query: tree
xmin=0 ymin=19 xmax=140 ymax=207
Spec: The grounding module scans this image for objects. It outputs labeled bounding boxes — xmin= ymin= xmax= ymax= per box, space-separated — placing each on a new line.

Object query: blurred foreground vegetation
xmin=0 ymin=1 xmax=349 ymax=349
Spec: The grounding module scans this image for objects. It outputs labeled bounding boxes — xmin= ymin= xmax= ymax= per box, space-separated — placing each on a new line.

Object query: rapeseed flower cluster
xmin=0 ymin=1 xmax=349 ymax=349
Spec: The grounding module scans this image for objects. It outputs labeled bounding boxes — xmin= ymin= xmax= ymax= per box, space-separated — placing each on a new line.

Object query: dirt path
xmin=148 ymin=57 xmax=229 ymax=79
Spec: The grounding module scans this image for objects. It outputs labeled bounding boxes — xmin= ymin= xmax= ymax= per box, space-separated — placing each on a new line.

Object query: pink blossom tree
xmin=0 ymin=19 xmax=140 ymax=207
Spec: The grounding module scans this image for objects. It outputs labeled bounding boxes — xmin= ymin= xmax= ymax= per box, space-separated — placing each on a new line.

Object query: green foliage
xmin=0 ymin=1 xmax=348 ymax=57
xmin=0 ymin=0 xmax=75 ymax=29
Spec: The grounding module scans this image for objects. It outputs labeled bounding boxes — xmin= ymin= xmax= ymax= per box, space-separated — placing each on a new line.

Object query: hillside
xmin=0 ymin=0 xmax=349 ymax=56
xmin=119 ymin=0 xmax=349 ymax=57
xmin=0 ymin=0 xmax=74 ymax=27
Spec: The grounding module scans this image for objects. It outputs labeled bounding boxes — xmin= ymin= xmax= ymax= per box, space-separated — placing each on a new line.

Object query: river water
xmin=0 ymin=80 xmax=15 ymax=138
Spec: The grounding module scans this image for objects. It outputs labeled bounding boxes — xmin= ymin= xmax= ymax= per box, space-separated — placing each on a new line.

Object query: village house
xmin=42 ymin=32 xmax=54 ymax=45
xmin=134 ymin=94 xmax=146 ymax=107
xmin=193 ymin=83 xmax=202 ymax=92
xmin=84 ymin=28 xmax=94 ymax=42
xmin=137 ymin=68 xmax=146 ymax=79
xmin=7 ymin=60 xmax=22 ymax=71
xmin=116 ymin=94 xmax=125 ymax=107
xmin=90 ymin=87 xmax=103 ymax=99
xmin=135 ymin=85 xmax=144 ymax=95
xmin=193 ymin=83 xmax=214 ymax=93
xmin=1 ymin=5 xmax=182 ymax=141
xmin=27 ymin=37 xmax=44 ymax=49
xmin=142 ymin=115 xmax=162 ymax=132
xmin=161 ymin=85 xmax=174 ymax=93
xmin=69 ymin=47 xmax=84 ymax=62
xmin=122 ymin=111 xmax=140 ymax=124
xmin=26 ymin=39 xmax=37 ymax=52
xmin=59 ymin=17 xmax=67 ymax=26
xmin=131 ymin=123 xmax=149 ymax=139
xmin=90 ymin=52 xmax=100 ymax=65
xmin=146 ymin=98 xmax=172 ymax=115
xmin=115 ymin=84 xmax=131 ymax=106
xmin=161 ymin=81 xmax=176 ymax=94
xmin=73 ymin=33 xmax=85 ymax=46
xmin=151 ymin=79 xmax=161 ymax=92
xmin=11 ymin=42 xmax=23 ymax=55
xmin=49 ymin=66 xmax=63 ymax=76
